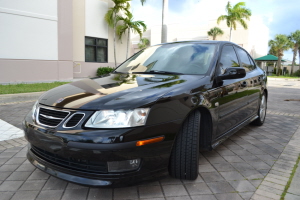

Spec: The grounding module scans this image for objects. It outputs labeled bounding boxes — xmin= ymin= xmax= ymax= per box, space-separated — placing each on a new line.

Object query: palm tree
xmin=116 ymin=12 xmax=147 ymax=59
xmin=105 ymin=0 xmax=130 ymax=67
xmin=268 ymin=34 xmax=293 ymax=76
xmin=217 ymin=1 xmax=251 ymax=42
xmin=139 ymin=0 xmax=168 ymax=43
xmin=138 ymin=38 xmax=150 ymax=49
xmin=288 ymin=30 xmax=300 ymax=74
xmin=207 ymin=27 xmax=224 ymax=40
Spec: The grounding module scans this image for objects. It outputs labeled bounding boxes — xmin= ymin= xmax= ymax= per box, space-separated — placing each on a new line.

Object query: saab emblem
xmin=56 ymin=98 xmax=64 ymax=103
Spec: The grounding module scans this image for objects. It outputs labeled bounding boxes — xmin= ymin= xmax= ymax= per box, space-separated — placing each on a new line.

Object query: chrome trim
xmin=36 ymin=106 xmax=70 ymax=128
xmin=63 ymin=113 xmax=85 ymax=128
xmin=40 ymin=114 xmax=64 ymax=120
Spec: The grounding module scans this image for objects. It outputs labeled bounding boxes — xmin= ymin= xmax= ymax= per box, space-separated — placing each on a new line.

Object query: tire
xmin=251 ymin=92 xmax=267 ymax=126
xmin=169 ymin=110 xmax=200 ymax=180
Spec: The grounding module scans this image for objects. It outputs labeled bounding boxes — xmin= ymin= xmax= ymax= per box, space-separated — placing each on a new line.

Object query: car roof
xmin=156 ymin=40 xmax=236 ymax=46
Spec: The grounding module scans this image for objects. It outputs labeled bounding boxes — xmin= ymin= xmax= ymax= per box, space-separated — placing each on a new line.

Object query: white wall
xmin=85 ymin=0 xmax=108 ymax=39
xmin=0 ymin=0 xmax=58 ymax=60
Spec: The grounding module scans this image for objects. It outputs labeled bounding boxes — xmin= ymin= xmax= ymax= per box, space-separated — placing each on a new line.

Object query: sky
xmin=131 ymin=0 xmax=300 ymax=62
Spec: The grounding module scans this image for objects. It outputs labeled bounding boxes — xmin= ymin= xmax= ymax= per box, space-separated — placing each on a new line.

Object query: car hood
xmin=38 ymin=73 xmax=204 ymax=110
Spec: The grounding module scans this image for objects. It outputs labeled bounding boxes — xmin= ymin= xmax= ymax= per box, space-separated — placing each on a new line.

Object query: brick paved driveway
xmin=0 ymin=85 xmax=300 ymax=200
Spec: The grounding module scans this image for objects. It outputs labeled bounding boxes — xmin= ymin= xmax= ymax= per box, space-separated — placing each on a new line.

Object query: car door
xmin=212 ymin=45 xmax=250 ymax=139
xmin=234 ymin=46 xmax=261 ymax=117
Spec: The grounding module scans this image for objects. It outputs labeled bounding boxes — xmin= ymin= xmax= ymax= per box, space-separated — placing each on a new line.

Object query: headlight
xmin=85 ymin=108 xmax=150 ymax=128
xmin=31 ymin=101 xmax=39 ymax=119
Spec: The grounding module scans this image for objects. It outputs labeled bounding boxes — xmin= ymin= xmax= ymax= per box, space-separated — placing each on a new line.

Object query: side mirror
xmin=218 ymin=67 xmax=246 ymax=80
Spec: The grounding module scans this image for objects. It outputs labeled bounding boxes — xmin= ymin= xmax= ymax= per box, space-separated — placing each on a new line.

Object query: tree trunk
xmin=291 ymin=44 xmax=298 ymax=75
xmin=277 ymin=55 xmax=282 ymax=76
xmin=213 ymin=36 xmax=216 ymax=40
xmin=113 ymin=13 xmax=117 ymax=68
xmin=126 ymin=28 xmax=130 ymax=59
xmin=161 ymin=0 xmax=168 ymax=43
xmin=229 ymin=26 xmax=232 ymax=42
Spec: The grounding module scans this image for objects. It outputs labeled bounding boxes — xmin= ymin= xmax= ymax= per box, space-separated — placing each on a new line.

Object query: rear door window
xmin=234 ymin=47 xmax=254 ymax=72
xmin=218 ymin=45 xmax=240 ymax=75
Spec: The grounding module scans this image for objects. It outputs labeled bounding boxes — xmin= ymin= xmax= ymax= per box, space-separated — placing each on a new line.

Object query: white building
xmin=0 ymin=0 xmax=128 ymax=83
xmin=131 ymin=16 xmax=269 ymax=59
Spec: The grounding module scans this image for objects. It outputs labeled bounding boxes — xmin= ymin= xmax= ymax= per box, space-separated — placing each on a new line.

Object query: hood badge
xmin=56 ymin=98 xmax=65 ymax=103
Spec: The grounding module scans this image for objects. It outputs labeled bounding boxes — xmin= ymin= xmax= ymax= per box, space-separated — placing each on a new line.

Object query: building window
xmin=85 ymin=37 xmax=107 ymax=62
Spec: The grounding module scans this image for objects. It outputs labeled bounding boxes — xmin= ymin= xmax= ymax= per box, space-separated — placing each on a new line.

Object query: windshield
xmin=115 ymin=43 xmax=216 ymax=75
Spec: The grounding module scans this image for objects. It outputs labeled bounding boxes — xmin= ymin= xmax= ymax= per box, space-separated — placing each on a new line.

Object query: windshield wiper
xmin=112 ymin=71 xmax=129 ymax=74
xmin=132 ymin=70 xmax=184 ymax=75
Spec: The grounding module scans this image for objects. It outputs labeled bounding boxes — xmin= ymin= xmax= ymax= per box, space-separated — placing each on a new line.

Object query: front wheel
xmin=169 ymin=110 xmax=200 ymax=180
xmin=251 ymin=92 xmax=267 ymax=126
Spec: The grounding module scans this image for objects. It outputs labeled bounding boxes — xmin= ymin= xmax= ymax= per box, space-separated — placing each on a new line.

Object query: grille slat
xmin=37 ymin=107 xmax=70 ymax=127
xmin=65 ymin=113 xmax=85 ymax=128
xmin=31 ymin=145 xmax=107 ymax=173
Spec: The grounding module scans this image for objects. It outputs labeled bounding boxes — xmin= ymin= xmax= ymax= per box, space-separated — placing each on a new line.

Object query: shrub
xmin=273 ymin=67 xmax=283 ymax=75
xmin=293 ymin=70 xmax=300 ymax=77
xmin=97 ymin=67 xmax=114 ymax=76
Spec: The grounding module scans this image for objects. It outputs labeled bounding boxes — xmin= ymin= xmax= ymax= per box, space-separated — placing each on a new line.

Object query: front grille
xmin=31 ymin=145 xmax=108 ymax=173
xmin=64 ymin=113 xmax=85 ymax=128
xmin=38 ymin=107 xmax=70 ymax=127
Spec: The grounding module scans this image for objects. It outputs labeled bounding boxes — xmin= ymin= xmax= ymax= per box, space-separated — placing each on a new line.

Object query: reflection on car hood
xmin=38 ymin=73 xmax=204 ymax=110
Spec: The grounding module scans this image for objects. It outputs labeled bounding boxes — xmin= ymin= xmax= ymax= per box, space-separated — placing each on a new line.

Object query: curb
xmin=268 ymin=77 xmax=300 ymax=81
xmin=0 ymin=91 xmax=44 ymax=105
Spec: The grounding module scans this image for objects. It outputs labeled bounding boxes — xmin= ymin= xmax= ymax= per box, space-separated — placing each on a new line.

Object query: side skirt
xmin=211 ymin=114 xmax=258 ymax=149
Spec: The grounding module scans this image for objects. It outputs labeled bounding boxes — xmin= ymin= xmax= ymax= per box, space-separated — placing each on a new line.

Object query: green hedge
xmin=97 ymin=67 xmax=114 ymax=76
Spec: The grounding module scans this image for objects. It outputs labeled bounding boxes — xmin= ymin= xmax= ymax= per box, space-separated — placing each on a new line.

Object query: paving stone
xmin=139 ymin=185 xmax=164 ymax=198
xmin=0 ymin=164 xmax=20 ymax=172
xmin=61 ymin=188 xmax=89 ymax=200
xmin=223 ymin=156 xmax=244 ymax=163
xmin=233 ymin=163 xmax=255 ymax=171
xmin=185 ymin=183 xmax=212 ymax=195
xmin=160 ymin=176 xmax=183 ymax=185
xmin=162 ymin=184 xmax=188 ymax=197
xmin=240 ymin=156 xmax=261 ymax=163
xmin=239 ymin=192 xmax=254 ymax=200
xmin=0 ymin=171 xmax=12 ymax=181
xmin=28 ymin=169 xmax=50 ymax=180
xmin=87 ymin=188 xmax=112 ymax=200
xmin=5 ymin=157 xmax=26 ymax=165
xmin=214 ymin=193 xmax=243 ymax=200
xmin=65 ymin=182 xmax=88 ymax=190
xmin=0 ymin=180 xmax=24 ymax=191
xmin=166 ymin=196 xmax=191 ymax=200
xmin=36 ymin=190 xmax=64 ymax=200
xmin=264 ymin=177 xmax=287 ymax=186
xmin=207 ymin=181 xmax=235 ymax=193
xmin=213 ymin=163 xmax=235 ymax=172
xmin=239 ymin=170 xmax=264 ymax=180
xmin=216 ymin=149 xmax=235 ymax=156
xmin=220 ymin=171 xmax=245 ymax=181
xmin=190 ymin=195 xmax=217 ymax=200
xmin=19 ymin=179 xmax=47 ymax=191
xmin=114 ymin=186 xmax=138 ymax=199
xmin=181 ymin=175 xmax=204 ymax=184
xmin=43 ymin=176 xmax=68 ymax=190
xmin=249 ymin=179 xmax=262 ymax=188
xmin=255 ymin=189 xmax=281 ymax=200
xmin=261 ymin=181 xmax=285 ymax=191
xmin=15 ymin=163 xmax=36 ymax=172
xmin=284 ymin=193 xmax=300 ymax=200
xmin=206 ymin=156 xmax=227 ymax=164
xmin=0 ymin=192 xmax=14 ymax=200
xmin=250 ymin=162 xmax=271 ymax=170
xmin=229 ymin=180 xmax=256 ymax=192
xmin=200 ymin=172 xmax=224 ymax=183
xmin=6 ymin=171 xmax=31 ymax=181
xmin=11 ymin=190 xmax=39 ymax=200
xmin=0 ymin=158 xmax=10 ymax=165
xmin=198 ymin=164 xmax=216 ymax=173
xmin=266 ymin=174 xmax=289 ymax=182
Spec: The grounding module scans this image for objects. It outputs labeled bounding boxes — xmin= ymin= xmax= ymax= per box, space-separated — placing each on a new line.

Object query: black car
xmin=23 ymin=41 xmax=267 ymax=187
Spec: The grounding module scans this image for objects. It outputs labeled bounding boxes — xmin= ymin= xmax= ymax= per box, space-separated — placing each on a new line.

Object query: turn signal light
xmin=136 ymin=136 xmax=164 ymax=146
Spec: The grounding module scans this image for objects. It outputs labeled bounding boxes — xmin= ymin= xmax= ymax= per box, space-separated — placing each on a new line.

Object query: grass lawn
xmin=0 ymin=82 xmax=70 ymax=95
xmin=268 ymin=75 xmax=300 ymax=79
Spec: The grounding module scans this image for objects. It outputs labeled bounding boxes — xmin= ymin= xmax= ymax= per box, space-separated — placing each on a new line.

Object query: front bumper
xmin=24 ymin=116 xmax=182 ymax=187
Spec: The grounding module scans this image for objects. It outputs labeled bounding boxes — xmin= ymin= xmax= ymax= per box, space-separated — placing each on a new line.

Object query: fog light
xmin=107 ymin=159 xmax=141 ymax=172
